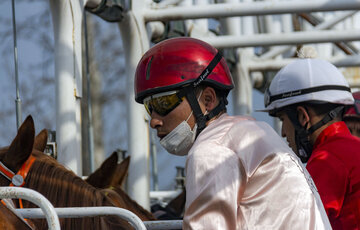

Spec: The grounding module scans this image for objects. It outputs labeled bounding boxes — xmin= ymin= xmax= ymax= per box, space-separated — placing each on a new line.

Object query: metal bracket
xmin=85 ymin=0 xmax=125 ymax=22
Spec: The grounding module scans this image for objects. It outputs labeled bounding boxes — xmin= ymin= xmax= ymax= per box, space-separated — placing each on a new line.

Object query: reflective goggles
xmin=144 ymin=91 xmax=185 ymax=116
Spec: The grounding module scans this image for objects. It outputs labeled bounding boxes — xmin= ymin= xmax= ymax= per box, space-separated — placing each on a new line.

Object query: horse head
xmin=0 ymin=115 xmax=153 ymax=229
xmin=0 ymin=115 xmax=35 ymax=187
xmin=86 ymin=153 xmax=130 ymax=189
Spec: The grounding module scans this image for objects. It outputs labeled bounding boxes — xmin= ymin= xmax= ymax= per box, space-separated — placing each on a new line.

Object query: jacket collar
xmin=313 ymin=121 xmax=350 ymax=149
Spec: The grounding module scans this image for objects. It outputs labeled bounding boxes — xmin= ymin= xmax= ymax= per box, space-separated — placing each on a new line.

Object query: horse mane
xmin=103 ymin=186 xmax=156 ymax=221
xmin=26 ymin=151 xmax=102 ymax=207
xmin=23 ymin=151 xmax=133 ymax=230
xmin=85 ymin=153 xmax=155 ymax=221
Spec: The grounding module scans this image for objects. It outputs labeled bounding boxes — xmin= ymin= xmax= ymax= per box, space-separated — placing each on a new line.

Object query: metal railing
xmin=144 ymin=220 xmax=182 ymax=230
xmin=0 ymin=187 xmax=60 ymax=230
xmin=17 ymin=207 xmax=182 ymax=229
xmin=0 ymin=187 xmax=180 ymax=230
xmin=17 ymin=206 xmax=147 ymax=230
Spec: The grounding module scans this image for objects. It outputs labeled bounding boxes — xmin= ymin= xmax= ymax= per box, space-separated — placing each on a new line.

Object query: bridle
xmin=0 ymin=155 xmax=35 ymax=187
xmin=0 ymin=155 xmax=36 ymax=208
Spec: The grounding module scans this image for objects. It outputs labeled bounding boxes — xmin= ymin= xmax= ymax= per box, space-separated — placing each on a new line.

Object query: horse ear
xmin=85 ymin=151 xmax=118 ymax=188
xmin=5 ymin=115 xmax=35 ymax=171
xmin=34 ymin=129 xmax=48 ymax=152
xmin=110 ymin=156 xmax=131 ymax=188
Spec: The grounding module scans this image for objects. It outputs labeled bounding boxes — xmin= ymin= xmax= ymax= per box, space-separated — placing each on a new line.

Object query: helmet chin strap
xmin=307 ymin=106 xmax=344 ymax=134
xmin=285 ymin=105 xmax=345 ymax=163
xmin=178 ymin=88 xmax=227 ymax=137
xmin=285 ymin=110 xmax=313 ymax=163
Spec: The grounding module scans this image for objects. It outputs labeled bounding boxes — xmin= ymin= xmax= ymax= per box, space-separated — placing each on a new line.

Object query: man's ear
xmin=296 ymin=106 xmax=310 ymax=127
xmin=201 ymin=87 xmax=217 ymax=111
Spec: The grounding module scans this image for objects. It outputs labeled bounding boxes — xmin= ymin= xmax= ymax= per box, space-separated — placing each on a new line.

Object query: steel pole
xmin=83 ymin=11 xmax=95 ymax=173
xmin=11 ymin=0 xmax=22 ymax=129
xmin=118 ymin=0 xmax=150 ymax=209
xmin=49 ymin=0 xmax=83 ymax=175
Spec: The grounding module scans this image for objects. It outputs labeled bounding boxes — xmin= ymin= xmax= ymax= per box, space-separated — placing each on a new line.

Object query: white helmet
xmin=263 ymin=58 xmax=354 ymax=163
xmin=263 ymin=58 xmax=354 ymax=115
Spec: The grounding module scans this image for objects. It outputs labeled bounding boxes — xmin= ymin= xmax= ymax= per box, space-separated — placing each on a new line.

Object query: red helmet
xmin=344 ymin=91 xmax=360 ymax=118
xmin=135 ymin=37 xmax=234 ymax=103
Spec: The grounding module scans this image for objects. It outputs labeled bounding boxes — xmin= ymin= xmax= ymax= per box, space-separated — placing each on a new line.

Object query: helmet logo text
xmin=282 ymin=90 xmax=302 ymax=98
xmin=193 ymin=69 xmax=209 ymax=87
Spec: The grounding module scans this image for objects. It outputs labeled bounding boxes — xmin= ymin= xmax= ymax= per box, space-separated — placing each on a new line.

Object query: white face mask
xmin=160 ymin=111 xmax=197 ymax=156
xmin=160 ymin=90 xmax=203 ymax=156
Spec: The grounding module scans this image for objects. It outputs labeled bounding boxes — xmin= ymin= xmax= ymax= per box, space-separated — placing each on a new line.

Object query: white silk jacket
xmin=183 ymin=114 xmax=331 ymax=230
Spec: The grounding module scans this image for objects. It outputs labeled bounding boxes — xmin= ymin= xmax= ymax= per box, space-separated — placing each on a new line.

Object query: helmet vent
xmin=145 ymin=56 xmax=154 ymax=80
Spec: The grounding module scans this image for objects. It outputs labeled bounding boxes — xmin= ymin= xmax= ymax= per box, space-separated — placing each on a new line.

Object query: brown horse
xmin=0 ymin=201 xmax=34 ymax=230
xmin=84 ymin=148 xmax=186 ymax=220
xmin=0 ymin=115 xmax=154 ymax=229
xmin=85 ymin=152 xmax=130 ymax=190
xmin=84 ymin=144 xmax=186 ymax=221
xmin=33 ymin=128 xmax=130 ymax=190
xmin=35 ymin=128 xmax=155 ymax=222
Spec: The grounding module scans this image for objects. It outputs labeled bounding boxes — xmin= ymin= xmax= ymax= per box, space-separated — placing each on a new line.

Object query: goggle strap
xmin=192 ymin=52 xmax=223 ymax=88
xmin=285 ymin=109 xmax=313 ymax=163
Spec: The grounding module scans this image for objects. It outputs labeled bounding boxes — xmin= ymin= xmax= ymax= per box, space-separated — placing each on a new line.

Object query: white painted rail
xmin=144 ymin=220 xmax=183 ymax=230
xmin=201 ymin=30 xmax=360 ymax=49
xmin=16 ymin=207 xmax=147 ymax=230
xmin=0 ymin=186 xmax=60 ymax=230
xmin=17 ymin=207 xmax=183 ymax=229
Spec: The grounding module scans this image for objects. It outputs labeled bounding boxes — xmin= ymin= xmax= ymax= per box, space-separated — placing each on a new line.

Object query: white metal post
xmin=118 ymin=0 xmax=150 ymax=209
xmin=219 ymin=0 xmax=253 ymax=115
xmin=49 ymin=0 xmax=83 ymax=175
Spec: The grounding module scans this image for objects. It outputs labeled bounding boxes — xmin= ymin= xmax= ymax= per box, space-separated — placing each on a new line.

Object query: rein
xmin=0 ymin=155 xmax=36 ymax=208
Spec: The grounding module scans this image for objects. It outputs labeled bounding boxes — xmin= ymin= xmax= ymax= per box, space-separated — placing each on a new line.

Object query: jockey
xmin=135 ymin=37 xmax=330 ymax=229
xmin=262 ymin=57 xmax=360 ymax=229
xmin=343 ymin=91 xmax=360 ymax=138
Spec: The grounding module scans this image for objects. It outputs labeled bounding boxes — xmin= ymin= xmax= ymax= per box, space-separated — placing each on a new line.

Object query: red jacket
xmin=307 ymin=121 xmax=360 ymax=230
